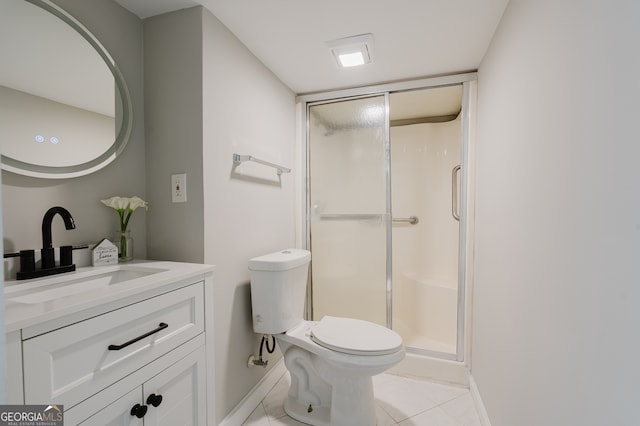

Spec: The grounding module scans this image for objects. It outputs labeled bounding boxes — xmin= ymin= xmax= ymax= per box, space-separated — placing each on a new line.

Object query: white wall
xmin=473 ymin=1 xmax=640 ymax=425
xmin=2 ymin=0 xmax=146 ymax=276
xmin=144 ymin=7 xmax=297 ymax=422
xmin=202 ymin=10 xmax=296 ymax=423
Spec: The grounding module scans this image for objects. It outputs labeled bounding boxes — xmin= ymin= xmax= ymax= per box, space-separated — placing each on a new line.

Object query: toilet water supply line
xmin=248 ymin=335 xmax=276 ymax=368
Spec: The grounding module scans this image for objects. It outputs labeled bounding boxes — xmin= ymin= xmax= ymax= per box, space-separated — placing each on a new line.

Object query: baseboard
xmin=219 ymin=359 xmax=286 ymax=426
xmin=469 ymin=375 xmax=492 ymax=426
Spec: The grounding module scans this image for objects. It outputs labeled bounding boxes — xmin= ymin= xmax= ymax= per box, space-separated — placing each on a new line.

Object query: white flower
xmin=101 ymin=196 xmax=129 ymax=211
xmin=101 ymin=196 xmax=148 ymax=232
xmin=128 ymin=196 xmax=148 ymax=211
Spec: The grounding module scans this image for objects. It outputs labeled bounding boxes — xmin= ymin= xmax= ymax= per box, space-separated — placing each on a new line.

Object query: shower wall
xmin=391 ymin=116 xmax=461 ymax=354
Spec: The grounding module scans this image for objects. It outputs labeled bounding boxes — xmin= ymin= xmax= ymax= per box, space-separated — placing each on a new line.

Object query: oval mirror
xmin=0 ymin=0 xmax=132 ymax=179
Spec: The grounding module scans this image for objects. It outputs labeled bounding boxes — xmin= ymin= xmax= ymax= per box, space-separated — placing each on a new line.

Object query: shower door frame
xmin=298 ymin=72 xmax=476 ymax=363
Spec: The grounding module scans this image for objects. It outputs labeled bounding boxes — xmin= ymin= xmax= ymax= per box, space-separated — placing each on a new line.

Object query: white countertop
xmin=4 ymin=260 xmax=215 ymax=333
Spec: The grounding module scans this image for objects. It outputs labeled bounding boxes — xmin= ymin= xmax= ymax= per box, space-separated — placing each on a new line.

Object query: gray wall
xmin=144 ymin=7 xmax=297 ymax=423
xmin=144 ymin=7 xmax=205 ymax=263
xmin=0 ymin=176 xmax=5 ymax=402
xmin=2 ymin=0 xmax=146 ymax=269
xmin=473 ymin=0 xmax=640 ymax=425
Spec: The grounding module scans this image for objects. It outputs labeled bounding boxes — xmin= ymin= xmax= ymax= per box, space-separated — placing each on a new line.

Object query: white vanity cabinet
xmin=72 ymin=344 xmax=207 ymax=425
xmin=4 ymin=262 xmax=215 ymax=426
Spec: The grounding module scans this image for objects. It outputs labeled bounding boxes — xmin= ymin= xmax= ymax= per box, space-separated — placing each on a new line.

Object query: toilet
xmin=249 ymin=249 xmax=405 ymax=426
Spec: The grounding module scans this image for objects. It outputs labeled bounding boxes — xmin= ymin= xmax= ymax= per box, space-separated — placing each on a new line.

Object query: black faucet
xmin=41 ymin=206 xmax=76 ymax=270
xmin=12 ymin=206 xmax=79 ymax=280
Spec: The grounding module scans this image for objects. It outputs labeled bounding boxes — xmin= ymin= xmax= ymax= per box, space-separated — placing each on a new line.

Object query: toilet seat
xmin=310 ymin=316 xmax=403 ymax=356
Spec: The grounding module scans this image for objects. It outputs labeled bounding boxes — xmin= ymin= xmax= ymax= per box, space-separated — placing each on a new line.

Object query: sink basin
xmin=6 ymin=265 xmax=167 ymax=304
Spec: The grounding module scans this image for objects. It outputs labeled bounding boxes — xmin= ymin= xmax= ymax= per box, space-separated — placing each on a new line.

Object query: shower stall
xmin=301 ymin=74 xmax=475 ymax=378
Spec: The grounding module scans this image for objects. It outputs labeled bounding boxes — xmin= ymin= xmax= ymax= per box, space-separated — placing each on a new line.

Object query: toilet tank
xmin=249 ymin=249 xmax=311 ymax=334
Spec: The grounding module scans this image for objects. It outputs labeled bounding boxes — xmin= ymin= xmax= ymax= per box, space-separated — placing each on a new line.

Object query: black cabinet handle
xmin=147 ymin=393 xmax=163 ymax=407
xmin=108 ymin=322 xmax=168 ymax=351
xmin=130 ymin=403 xmax=148 ymax=418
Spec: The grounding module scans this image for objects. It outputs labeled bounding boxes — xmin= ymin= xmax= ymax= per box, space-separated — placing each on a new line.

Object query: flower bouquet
xmin=101 ymin=196 xmax=148 ymax=261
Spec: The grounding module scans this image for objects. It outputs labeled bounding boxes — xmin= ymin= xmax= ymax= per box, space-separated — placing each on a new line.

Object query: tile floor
xmin=242 ymin=372 xmax=482 ymax=425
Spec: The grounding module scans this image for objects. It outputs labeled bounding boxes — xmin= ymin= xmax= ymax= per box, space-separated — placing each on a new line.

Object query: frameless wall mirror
xmin=0 ymin=0 xmax=132 ymax=179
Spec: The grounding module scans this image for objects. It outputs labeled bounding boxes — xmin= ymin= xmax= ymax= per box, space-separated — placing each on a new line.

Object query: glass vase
xmin=114 ymin=230 xmax=133 ymax=262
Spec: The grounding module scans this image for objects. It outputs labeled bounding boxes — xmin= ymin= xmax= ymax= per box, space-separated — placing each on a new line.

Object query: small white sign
xmin=92 ymin=238 xmax=118 ymax=266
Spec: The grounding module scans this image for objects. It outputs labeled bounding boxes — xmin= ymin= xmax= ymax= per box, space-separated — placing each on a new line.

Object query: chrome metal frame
xmin=455 ymin=80 xmax=472 ymax=362
xmin=384 ymin=92 xmax=393 ymax=330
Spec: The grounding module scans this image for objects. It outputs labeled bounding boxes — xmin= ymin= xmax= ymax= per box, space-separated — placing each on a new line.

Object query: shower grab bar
xmin=315 ymin=214 xmax=419 ymax=225
xmin=452 ymin=165 xmax=461 ymax=221
xmin=316 ymin=213 xmax=384 ymax=221
xmin=233 ymin=153 xmax=291 ymax=176
xmin=392 ymin=216 xmax=419 ymax=225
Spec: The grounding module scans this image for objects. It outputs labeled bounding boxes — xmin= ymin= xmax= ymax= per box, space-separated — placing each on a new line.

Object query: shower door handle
xmin=452 ymin=165 xmax=461 ymax=221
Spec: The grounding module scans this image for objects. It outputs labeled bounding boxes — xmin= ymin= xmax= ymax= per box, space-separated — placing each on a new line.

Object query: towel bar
xmin=233 ymin=153 xmax=291 ymax=176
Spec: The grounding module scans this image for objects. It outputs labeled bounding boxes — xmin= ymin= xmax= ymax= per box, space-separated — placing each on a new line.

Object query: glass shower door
xmin=305 ymin=81 xmax=471 ymax=363
xmin=308 ymin=95 xmax=390 ymax=326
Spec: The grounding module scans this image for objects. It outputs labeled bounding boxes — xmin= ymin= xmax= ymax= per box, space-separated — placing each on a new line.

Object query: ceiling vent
xmin=326 ymin=34 xmax=374 ymax=68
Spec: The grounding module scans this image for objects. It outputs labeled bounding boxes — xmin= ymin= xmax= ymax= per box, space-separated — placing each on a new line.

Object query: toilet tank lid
xmin=249 ymin=249 xmax=311 ymax=271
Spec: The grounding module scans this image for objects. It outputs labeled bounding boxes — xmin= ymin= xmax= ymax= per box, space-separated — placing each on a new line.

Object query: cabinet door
xmin=143 ymin=347 xmax=207 ymax=425
xmin=79 ymin=388 xmax=143 ymax=426
xmin=6 ymin=330 xmax=23 ymax=404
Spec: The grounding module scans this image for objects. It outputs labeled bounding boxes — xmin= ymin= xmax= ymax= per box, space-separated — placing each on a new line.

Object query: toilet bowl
xmin=277 ymin=318 xmax=405 ymax=426
xmin=249 ymin=249 xmax=405 ymax=426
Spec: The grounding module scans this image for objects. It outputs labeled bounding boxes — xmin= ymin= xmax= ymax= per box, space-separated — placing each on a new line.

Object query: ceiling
xmin=115 ymin=0 xmax=509 ymax=95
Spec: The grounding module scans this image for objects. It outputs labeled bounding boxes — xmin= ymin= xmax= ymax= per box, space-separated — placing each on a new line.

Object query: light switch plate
xmin=171 ymin=173 xmax=187 ymax=203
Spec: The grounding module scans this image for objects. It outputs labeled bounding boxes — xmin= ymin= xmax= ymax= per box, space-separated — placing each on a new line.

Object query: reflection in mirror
xmin=0 ymin=0 xmax=132 ymax=178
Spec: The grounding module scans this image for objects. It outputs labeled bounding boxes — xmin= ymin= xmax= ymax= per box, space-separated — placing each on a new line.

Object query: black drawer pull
xmin=108 ymin=322 xmax=168 ymax=351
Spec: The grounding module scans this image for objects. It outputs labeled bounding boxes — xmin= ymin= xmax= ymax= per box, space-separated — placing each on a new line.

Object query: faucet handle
xmin=5 ymin=250 xmax=37 ymax=274
xmin=60 ymin=245 xmax=73 ymax=267
xmin=41 ymin=247 xmax=55 ymax=270
xmin=20 ymin=250 xmax=36 ymax=274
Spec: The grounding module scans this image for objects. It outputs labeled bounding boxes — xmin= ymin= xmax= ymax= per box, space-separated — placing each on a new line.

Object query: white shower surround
xmin=393 ymin=275 xmax=458 ymax=353
xmin=391 ymin=115 xmax=461 ymax=355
